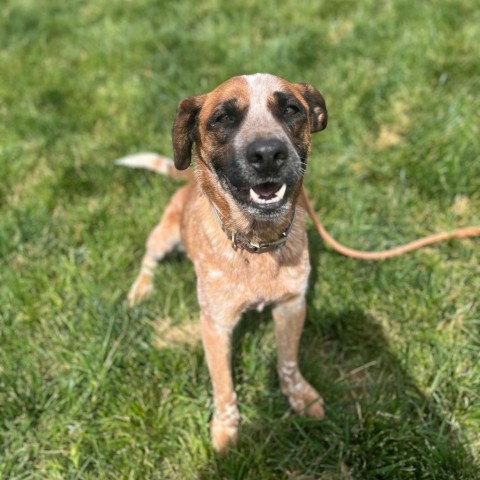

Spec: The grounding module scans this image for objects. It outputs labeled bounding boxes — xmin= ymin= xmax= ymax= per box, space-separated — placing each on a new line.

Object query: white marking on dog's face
xmin=242 ymin=74 xmax=286 ymax=133
xmin=235 ymin=74 xmax=295 ymax=152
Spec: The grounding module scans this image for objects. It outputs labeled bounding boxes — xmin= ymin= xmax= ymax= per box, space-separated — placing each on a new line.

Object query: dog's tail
xmin=115 ymin=152 xmax=192 ymax=180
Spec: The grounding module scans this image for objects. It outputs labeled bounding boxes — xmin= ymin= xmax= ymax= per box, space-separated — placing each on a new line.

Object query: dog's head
xmin=172 ymin=74 xmax=327 ymax=219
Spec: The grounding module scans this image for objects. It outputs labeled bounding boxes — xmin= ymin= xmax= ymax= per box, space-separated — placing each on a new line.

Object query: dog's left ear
xmin=295 ymin=83 xmax=328 ymax=133
xmin=172 ymin=94 xmax=206 ymax=170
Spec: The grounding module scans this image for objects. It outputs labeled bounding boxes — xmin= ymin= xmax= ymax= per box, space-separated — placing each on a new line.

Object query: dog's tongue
xmin=252 ymin=183 xmax=282 ymax=199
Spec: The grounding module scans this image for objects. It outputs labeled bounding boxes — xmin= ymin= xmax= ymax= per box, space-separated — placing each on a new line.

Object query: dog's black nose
xmin=246 ymin=138 xmax=288 ymax=173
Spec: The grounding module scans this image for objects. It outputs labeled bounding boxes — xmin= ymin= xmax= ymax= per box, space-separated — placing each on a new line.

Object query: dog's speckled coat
xmin=127 ymin=74 xmax=328 ymax=452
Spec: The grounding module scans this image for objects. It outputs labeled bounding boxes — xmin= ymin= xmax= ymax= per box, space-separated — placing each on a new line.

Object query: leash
xmin=301 ymin=188 xmax=480 ymax=260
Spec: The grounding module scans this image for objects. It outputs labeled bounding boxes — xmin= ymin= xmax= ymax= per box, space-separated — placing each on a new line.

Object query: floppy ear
xmin=295 ymin=83 xmax=328 ymax=133
xmin=172 ymin=94 xmax=206 ymax=170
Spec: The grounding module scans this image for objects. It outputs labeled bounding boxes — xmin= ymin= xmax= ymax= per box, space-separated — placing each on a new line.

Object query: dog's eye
xmin=215 ymin=113 xmax=233 ymax=125
xmin=284 ymin=104 xmax=300 ymax=117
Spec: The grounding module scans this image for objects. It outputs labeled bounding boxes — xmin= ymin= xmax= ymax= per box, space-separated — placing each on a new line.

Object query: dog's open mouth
xmin=221 ymin=174 xmax=291 ymax=214
xmin=249 ymin=183 xmax=286 ymax=205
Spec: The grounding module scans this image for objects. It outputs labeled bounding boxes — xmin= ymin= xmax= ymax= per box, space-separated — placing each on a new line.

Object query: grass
xmin=1 ymin=0 xmax=479 ymax=478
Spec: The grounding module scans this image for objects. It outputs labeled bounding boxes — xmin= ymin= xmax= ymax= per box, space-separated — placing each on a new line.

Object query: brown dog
xmin=119 ymin=73 xmax=328 ymax=452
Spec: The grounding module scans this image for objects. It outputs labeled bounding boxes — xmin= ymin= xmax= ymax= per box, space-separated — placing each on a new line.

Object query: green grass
xmin=1 ymin=0 xmax=479 ymax=478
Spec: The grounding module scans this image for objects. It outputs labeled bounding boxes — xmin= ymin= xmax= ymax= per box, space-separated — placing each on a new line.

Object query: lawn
xmin=1 ymin=0 xmax=479 ymax=478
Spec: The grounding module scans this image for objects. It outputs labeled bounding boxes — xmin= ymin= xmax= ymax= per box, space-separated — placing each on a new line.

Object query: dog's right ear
xmin=172 ymin=94 xmax=206 ymax=170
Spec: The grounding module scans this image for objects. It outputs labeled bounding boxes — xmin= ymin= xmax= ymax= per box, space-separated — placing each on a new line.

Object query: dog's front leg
xmin=200 ymin=313 xmax=239 ymax=453
xmin=273 ymin=296 xmax=324 ymax=418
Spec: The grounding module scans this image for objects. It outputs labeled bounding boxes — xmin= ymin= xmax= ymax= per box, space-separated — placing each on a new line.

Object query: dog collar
xmin=209 ymin=202 xmax=296 ymax=254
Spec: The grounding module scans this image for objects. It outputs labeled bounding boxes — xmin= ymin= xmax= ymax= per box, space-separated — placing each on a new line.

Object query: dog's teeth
xmin=250 ymin=188 xmax=262 ymax=203
xmin=249 ymin=184 xmax=287 ymax=204
xmin=276 ymin=184 xmax=287 ymax=200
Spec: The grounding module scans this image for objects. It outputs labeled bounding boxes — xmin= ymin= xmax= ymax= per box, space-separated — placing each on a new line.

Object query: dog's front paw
xmin=288 ymin=380 xmax=325 ymax=418
xmin=281 ymin=373 xmax=325 ymax=418
xmin=210 ymin=406 xmax=240 ymax=453
xmin=128 ymin=273 xmax=153 ymax=306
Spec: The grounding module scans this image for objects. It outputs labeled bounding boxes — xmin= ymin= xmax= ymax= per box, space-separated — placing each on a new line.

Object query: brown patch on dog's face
xmin=172 ymin=74 xmax=328 ymax=219
xmin=196 ymin=76 xmax=250 ymax=175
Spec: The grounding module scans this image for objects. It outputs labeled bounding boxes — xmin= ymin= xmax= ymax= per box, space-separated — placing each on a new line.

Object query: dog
xmin=120 ymin=73 xmax=328 ymax=452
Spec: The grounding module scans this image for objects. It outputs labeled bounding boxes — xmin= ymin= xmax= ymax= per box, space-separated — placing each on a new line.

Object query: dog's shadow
xmin=194 ymin=242 xmax=478 ymax=478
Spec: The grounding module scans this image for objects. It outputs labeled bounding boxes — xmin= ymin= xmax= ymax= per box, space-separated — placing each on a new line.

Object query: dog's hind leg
xmin=273 ymin=296 xmax=325 ymax=418
xmin=128 ymin=185 xmax=189 ymax=306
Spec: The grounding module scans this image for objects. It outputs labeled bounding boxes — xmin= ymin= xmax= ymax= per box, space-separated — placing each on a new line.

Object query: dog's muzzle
xmin=220 ymin=137 xmax=301 ymax=215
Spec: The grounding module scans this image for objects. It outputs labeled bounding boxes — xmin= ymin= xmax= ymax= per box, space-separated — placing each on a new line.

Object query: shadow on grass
xmin=194 ymin=248 xmax=479 ymax=479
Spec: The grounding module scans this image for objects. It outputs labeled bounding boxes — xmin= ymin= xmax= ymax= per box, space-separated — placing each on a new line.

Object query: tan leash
xmin=301 ymin=188 xmax=480 ymax=260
